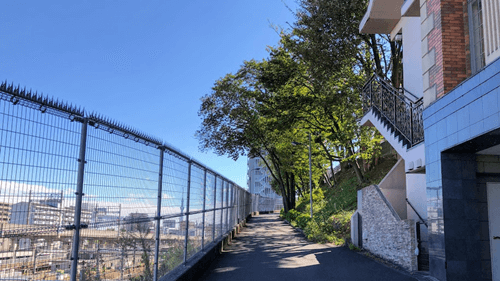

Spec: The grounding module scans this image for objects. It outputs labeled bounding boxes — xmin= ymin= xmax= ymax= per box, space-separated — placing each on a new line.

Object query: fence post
xmin=70 ymin=118 xmax=88 ymax=281
xmin=229 ymin=184 xmax=233 ymax=229
xmin=232 ymin=186 xmax=235 ymax=226
xmin=153 ymin=148 xmax=164 ymax=281
xmin=213 ymin=176 xmax=217 ymax=241
xmin=183 ymin=160 xmax=192 ymax=263
xmin=236 ymin=188 xmax=239 ymax=223
xmin=225 ymin=182 xmax=229 ymax=233
xmin=220 ymin=180 xmax=224 ymax=235
xmin=201 ymin=168 xmax=207 ymax=250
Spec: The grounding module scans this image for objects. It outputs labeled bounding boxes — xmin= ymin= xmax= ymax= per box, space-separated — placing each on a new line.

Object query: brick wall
xmin=440 ymin=0 xmax=467 ymax=95
xmin=428 ymin=0 xmax=444 ymax=99
xmin=359 ymin=185 xmax=418 ymax=271
xmin=421 ymin=0 xmax=468 ymax=107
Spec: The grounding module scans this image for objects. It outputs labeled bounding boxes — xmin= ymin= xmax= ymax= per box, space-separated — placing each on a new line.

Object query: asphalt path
xmin=199 ymin=213 xmax=419 ymax=281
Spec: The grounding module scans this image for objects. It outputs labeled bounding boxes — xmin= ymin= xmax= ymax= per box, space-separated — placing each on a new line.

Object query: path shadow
xmin=199 ymin=214 xmax=417 ymax=281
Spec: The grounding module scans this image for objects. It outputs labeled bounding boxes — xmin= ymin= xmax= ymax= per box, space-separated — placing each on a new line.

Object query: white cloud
xmin=0 ymin=180 xmax=60 ymax=205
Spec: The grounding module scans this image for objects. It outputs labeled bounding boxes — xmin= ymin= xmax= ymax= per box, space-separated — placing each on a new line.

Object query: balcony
xmin=359 ymin=0 xmax=405 ymax=34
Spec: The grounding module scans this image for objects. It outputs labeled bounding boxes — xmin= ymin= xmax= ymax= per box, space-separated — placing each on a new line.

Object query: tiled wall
xmin=424 ymin=58 xmax=500 ymax=149
xmin=423 ymin=58 xmax=500 ymax=280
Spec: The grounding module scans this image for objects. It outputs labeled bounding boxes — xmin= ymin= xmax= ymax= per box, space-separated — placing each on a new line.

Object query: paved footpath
xmin=199 ymin=213 xmax=420 ymax=281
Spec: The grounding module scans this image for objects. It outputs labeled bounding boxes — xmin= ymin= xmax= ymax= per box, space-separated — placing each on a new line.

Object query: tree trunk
xmin=323 ymin=172 xmax=332 ymax=188
xmin=297 ymin=175 xmax=306 ymax=197
xmin=390 ymin=40 xmax=403 ymax=88
xmin=348 ymin=147 xmax=364 ymax=184
xmin=368 ymin=34 xmax=384 ymax=76
xmin=290 ymin=173 xmax=296 ymax=210
xmin=330 ymin=160 xmax=337 ymax=186
xmin=317 ymin=138 xmax=340 ymax=188
xmin=281 ymin=184 xmax=289 ymax=213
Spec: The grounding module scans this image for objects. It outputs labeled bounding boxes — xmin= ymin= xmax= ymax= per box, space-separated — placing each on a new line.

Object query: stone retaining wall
xmin=359 ymin=185 xmax=418 ymax=271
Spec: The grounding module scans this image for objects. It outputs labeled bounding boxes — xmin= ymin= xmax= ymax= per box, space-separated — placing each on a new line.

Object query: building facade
xmin=247 ymin=157 xmax=277 ymax=197
xmin=358 ymin=0 xmax=500 ymax=280
xmin=247 ymin=156 xmax=282 ymax=212
xmin=10 ymin=202 xmax=92 ymax=226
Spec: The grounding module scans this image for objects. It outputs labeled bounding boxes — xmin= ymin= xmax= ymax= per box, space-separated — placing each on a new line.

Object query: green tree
xmin=258 ymin=45 xmax=382 ymax=185
xmin=287 ymin=0 xmax=403 ymax=86
xmin=196 ymin=60 xmax=295 ymax=212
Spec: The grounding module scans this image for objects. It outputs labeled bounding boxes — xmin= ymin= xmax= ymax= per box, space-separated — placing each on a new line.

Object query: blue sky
xmin=0 ymin=1 xmax=298 ymax=189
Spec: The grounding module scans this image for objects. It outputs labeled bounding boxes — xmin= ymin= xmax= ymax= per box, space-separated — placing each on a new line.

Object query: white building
xmin=247 ymin=157 xmax=282 ymax=212
xmin=10 ymin=202 xmax=61 ymax=226
xmin=356 ymin=0 xmax=500 ymax=279
xmin=247 ymin=157 xmax=280 ymax=199
xmin=10 ymin=202 xmax=91 ymax=226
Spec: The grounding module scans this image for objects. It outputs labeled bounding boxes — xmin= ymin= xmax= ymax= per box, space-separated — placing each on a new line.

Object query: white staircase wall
xmin=406 ymin=173 xmax=427 ymax=222
xmin=402 ymin=17 xmax=423 ymax=99
xmin=378 ymin=158 xmax=407 ymax=219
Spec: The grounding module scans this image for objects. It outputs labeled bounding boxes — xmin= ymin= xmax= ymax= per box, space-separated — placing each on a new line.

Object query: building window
xmin=469 ymin=0 xmax=485 ymax=73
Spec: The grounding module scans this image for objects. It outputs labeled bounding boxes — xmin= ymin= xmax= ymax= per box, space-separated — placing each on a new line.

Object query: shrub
xmin=296 ymin=188 xmax=325 ymax=213
xmin=296 ymin=214 xmax=311 ymax=229
xmin=302 ymin=210 xmax=353 ymax=245
xmin=281 ymin=209 xmax=301 ymax=223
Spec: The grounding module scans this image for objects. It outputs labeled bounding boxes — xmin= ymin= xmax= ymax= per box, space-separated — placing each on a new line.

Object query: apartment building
xmin=247 ymin=157 xmax=283 ymax=212
xmin=357 ymin=0 xmax=500 ymax=280
xmin=10 ymin=202 xmax=61 ymax=226
xmin=10 ymin=202 xmax=92 ymax=227
xmin=61 ymin=206 xmax=92 ymax=226
xmin=247 ymin=157 xmax=280 ymax=198
xmin=0 ymin=202 xmax=10 ymax=223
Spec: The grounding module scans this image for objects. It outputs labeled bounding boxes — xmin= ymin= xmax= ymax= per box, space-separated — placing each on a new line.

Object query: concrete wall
xmin=406 ymin=173 xmax=427 ymax=222
xmin=403 ymin=17 xmax=423 ymax=98
xmin=379 ymin=159 xmax=407 ymax=219
xmin=406 ymin=173 xmax=428 ymax=271
xmin=359 ymin=185 xmax=418 ymax=271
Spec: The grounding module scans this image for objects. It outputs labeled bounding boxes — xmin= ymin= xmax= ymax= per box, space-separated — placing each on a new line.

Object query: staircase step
xmin=364 ymin=106 xmax=413 ymax=152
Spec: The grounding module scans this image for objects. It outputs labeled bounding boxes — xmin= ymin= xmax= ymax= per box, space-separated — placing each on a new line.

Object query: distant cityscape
xmin=0 ymin=191 xmax=217 ymax=280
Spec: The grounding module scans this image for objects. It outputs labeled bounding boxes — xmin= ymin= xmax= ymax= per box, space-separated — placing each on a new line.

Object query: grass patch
xmin=281 ymin=154 xmax=397 ymax=245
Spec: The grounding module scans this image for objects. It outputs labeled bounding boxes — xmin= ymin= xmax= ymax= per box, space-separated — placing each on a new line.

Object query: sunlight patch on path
xmin=277 ymin=253 xmax=320 ymax=268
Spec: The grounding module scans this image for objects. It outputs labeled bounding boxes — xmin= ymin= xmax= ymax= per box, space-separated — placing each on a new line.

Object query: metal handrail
xmin=362 ymin=74 xmax=424 ymax=147
xmin=406 ymin=198 xmax=428 ymax=227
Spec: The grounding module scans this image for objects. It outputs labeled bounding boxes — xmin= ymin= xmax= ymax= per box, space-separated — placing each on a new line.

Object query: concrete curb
xmin=353 ymin=249 xmax=438 ymax=281
xmin=282 ymin=219 xmax=307 ymax=238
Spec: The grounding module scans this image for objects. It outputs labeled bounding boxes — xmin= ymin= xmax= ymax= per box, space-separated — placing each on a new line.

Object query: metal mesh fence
xmin=0 ymin=82 xmax=256 ymax=281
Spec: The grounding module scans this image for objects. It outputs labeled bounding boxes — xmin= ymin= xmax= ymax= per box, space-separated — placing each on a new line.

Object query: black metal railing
xmin=362 ymin=74 xmax=424 ymax=147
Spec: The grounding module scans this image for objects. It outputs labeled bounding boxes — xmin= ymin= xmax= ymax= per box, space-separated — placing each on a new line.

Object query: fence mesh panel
xmin=204 ymin=173 xmax=216 ymax=245
xmin=0 ymin=84 xmax=255 ymax=280
xmin=0 ymin=97 xmax=81 ymax=280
